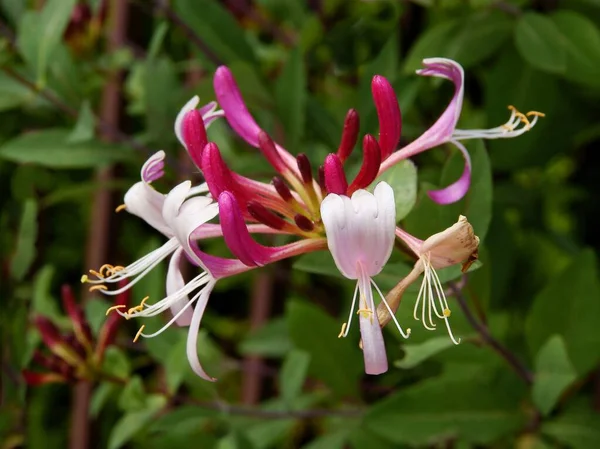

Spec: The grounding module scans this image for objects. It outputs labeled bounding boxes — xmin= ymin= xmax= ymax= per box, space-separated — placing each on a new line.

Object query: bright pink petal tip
xmin=427 ymin=141 xmax=472 ymax=205
xmin=182 ymin=110 xmax=208 ymax=169
xmin=201 ymin=143 xmax=243 ymax=201
xmin=323 ymin=154 xmax=348 ymax=195
xmin=348 ymin=134 xmax=381 ymax=194
xmin=214 ymin=66 xmax=262 ymax=147
xmin=258 ymin=132 xmax=288 ymax=174
xmin=371 ymin=75 xmax=401 ymax=160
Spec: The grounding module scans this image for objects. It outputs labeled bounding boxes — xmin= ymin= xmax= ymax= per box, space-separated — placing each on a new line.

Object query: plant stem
xmin=449 ymin=280 xmax=534 ymax=385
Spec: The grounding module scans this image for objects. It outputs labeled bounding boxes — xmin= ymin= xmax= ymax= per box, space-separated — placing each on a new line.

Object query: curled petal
xmin=166 ymin=248 xmax=194 ymax=326
xmin=348 ymin=135 xmax=382 ymax=195
xmin=380 ymin=58 xmax=464 ymax=172
xmin=186 ymin=279 xmax=217 ymax=381
xmin=420 ymin=215 xmax=479 ymax=269
xmin=201 ymin=143 xmax=247 ymax=204
xmin=175 ymin=96 xmax=223 ymax=148
xmin=141 ymin=150 xmax=166 ymax=183
xmin=372 ymin=75 xmax=401 ymax=160
xmin=426 ymin=140 xmax=471 ymax=205
xmin=213 ymin=66 xmax=297 ymax=173
xmin=323 ymin=154 xmax=348 ymax=195
xmin=337 ymin=109 xmax=360 ymax=163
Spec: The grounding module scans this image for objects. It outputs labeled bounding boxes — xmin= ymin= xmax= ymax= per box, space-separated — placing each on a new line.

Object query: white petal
xmin=166 ymin=247 xmax=193 ymax=326
xmin=186 ymin=279 xmax=217 ymax=381
xmin=320 ymin=193 xmax=356 ymax=279
xmin=124 ymin=182 xmax=172 ymax=236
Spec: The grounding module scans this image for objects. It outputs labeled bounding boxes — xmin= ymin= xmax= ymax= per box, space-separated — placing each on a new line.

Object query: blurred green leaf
xmin=17 ymin=0 xmax=77 ymax=86
xmin=0 ymin=129 xmax=132 ymax=168
xmin=286 ymin=300 xmax=362 ymax=396
xmin=239 ymin=317 xmax=292 ymax=357
xmin=365 ymin=376 xmax=524 ymax=445
xmin=165 ymin=332 xmax=189 ymax=394
xmin=514 ymin=13 xmax=567 ymax=74
xmin=542 ymin=400 xmax=600 ymax=449
xmin=395 ymin=336 xmax=455 ymax=369
xmin=301 ymin=429 xmax=349 ymax=449
xmin=10 ymin=199 xmax=37 ymax=281
xmin=525 ymin=249 xmax=600 ymax=375
xmin=118 ymin=376 xmax=147 ymax=412
xmin=31 ymin=265 xmax=62 ymax=322
xmin=67 ymin=101 xmax=95 ymax=143
xmin=174 ymin=0 xmax=256 ymax=65
xmin=532 ymin=335 xmax=577 ymax=416
xmin=550 ymin=10 xmax=600 ymax=87
xmin=102 ymin=347 xmax=131 ymax=380
xmin=275 ymin=48 xmax=306 ymax=150
xmin=108 ymin=394 xmax=167 ymax=449
xmin=217 ymin=431 xmax=256 ymax=449
xmin=90 ymin=382 xmax=118 ymax=418
xmin=280 ymin=349 xmax=310 ymax=404
xmin=371 ymin=160 xmax=417 ymax=222
xmin=0 ymin=72 xmax=36 ymax=111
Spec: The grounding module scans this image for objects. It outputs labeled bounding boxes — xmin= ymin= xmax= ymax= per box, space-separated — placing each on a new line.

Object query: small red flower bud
xmin=371 ymin=75 xmax=401 ymax=160
xmin=247 ymin=201 xmax=287 ymax=230
xmin=296 ymin=154 xmax=313 ymax=184
xmin=294 ymin=214 xmax=314 ymax=232
xmin=272 ymin=176 xmax=293 ymax=202
xmin=183 ymin=110 xmax=208 ymax=169
xmin=348 ymin=134 xmax=382 ymax=195
xmin=258 ymin=132 xmax=288 ymax=174
xmin=323 ymin=154 xmax=348 ymax=195
xmin=337 ymin=109 xmax=360 ymax=163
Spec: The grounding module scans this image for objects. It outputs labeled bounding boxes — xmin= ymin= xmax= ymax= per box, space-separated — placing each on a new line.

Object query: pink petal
xmin=427 ymin=140 xmax=472 ymax=205
xmin=371 ymin=75 xmax=401 ymax=160
xmin=347 ymin=135 xmax=381 ymax=195
xmin=380 ymin=58 xmax=465 ymax=172
xmin=336 ymin=109 xmax=360 ymax=163
xmin=323 ymin=154 xmax=348 ymax=195
xmin=358 ymin=266 xmax=388 ymax=375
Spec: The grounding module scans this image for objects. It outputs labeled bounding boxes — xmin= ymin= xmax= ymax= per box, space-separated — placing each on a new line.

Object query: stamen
xmin=80 ymin=274 xmax=88 ymax=283
xmin=443 ymin=308 xmax=451 ymax=317
xmin=356 ymin=308 xmax=373 ymax=317
xmin=370 ymin=279 xmax=411 ymax=339
xmin=127 ymin=296 xmax=149 ymax=316
xmin=133 ymin=325 xmax=145 ymax=343
xmin=88 ymin=269 xmax=104 ymax=279
xmin=115 ymin=204 xmax=126 ymax=213
xmin=338 ymin=323 xmax=347 ymax=338
xmin=105 ymin=305 xmax=126 ymax=316
xmin=527 ymin=111 xmax=545 ymax=118
xmin=89 ymin=285 xmax=107 ymax=292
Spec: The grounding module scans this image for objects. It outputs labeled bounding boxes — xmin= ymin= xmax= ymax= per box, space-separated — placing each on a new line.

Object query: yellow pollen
xmin=127 ymin=296 xmax=149 ymax=316
xmin=356 ymin=308 xmax=373 ymax=317
xmin=80 ymin=274 xmax=88 ymax=283
xmin=501 ymin=124 xmax=514 ymax=131
xmin=133 ymin=325 xmax=145 ymax=343
xmin=88 ymin=269 xmax=104 ymax=279
xmin=105 ymin=305 xmax=126 ymax=316
xmin=112 ymin=265 xmax=125 ymax=272
xmin=407 ymin=328 xmax=412 ymax=336
xmin=338 ymin=322 xmax=347 ymax=338
xmin=89 ymin=285 xmax=107 ymax=292
xmin=443 ymin=308 xmax=452 ymax=318
xmin=115 ymin=204 xmax=127 ymax=213
xmin=526 ymin=111 xmax=545 ymax=118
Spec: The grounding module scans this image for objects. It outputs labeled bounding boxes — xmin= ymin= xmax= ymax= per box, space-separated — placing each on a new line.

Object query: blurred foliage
xmin=1 ymin=0 xmax=600 ymax=448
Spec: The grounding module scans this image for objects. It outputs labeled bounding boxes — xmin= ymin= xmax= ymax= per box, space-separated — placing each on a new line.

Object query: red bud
xmin=296 ymin=154 xmax=313 ymax=184
xmin=323 ymin=154 xmax=348 ymax=195
xmin=337 ymin=109 xmax=360 ymax=163
xmin=348 ymin=134 xmax=382 ymax=194
xmin=247 ymin=201 xmax=287 ymax=230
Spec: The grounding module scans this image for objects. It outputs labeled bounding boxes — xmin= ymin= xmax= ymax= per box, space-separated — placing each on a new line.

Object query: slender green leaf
xmin=532 ymin=335 xmax=577 ymax=416
xmin=275 ymin=48 xmax=306 ymax=149
xmin=0 ymin=129 xmax=132 ymax=168
xmin=108 ymin=395 xmax=167 ymax=449
xmin=542 ymin=401 xmax=600 ymax=449
xmin=395 ymin=336 xmax=455 ymax=369
xmin=280 ymin=349 xmax=311 ymax=403
xmin=10 ymin=199 xmax=38 ymax=281
xmin=239 ymin=317 xmax=292 ymax=357
xmin=67 ymin=101 xmax=96 ymax=143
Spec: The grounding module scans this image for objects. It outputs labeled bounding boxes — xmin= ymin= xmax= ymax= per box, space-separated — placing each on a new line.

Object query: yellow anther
xmin=443 ymin=308 xmax=452 ymax=317
xmin=115 ymin=204 xmax=127 ymax=213
xmin=88 ymin=269 xmax=104 ymax=279
xmin=112 ymin=265 xmax=125 ymax=272
xmin=89 ymin=285 xmax=107 ymax=292
xmin=133 ymin=325 xmax=145 ymax=343
xmin=501 ymin=124 xmax=514 ymax=131
xmin=526 ymin=111 xmax=545 ymax=118
xmin=514 ymin=112 xmax=531 ymax=129
xmin=338 ymin=322 xmax=347 ymax=338
xmin=98 ymin=264 xmax=116 ymax=277
xmin=407 ymin=328 xmax=412 ymax=336
xmin=80 ymin=274 xmax=88 ymax=283
xmin=127 ymin=296 xmax=149 ymax=316
xmin=105 ymin=305 xmax=126 ymax=316
xmin=356 ymin=308 xmax=373 ymax=317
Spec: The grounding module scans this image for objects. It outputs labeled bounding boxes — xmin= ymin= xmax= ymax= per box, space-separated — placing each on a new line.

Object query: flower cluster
xmin=23 ymin=285 xmax=127 ymax=385
xmin=82 ymin=58 xmax=542 ymax=379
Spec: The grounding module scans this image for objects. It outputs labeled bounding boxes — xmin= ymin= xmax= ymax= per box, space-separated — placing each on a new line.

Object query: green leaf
xmin=17 ymin=0 xmax=77 ymax=86
xmin=532 ymin=335 xmax=577 ymax=416
xmin=174 ymin=0 xmax=256 ymax=65
xmin=275 ymin=48 xmax=306 ymax=150
xmin=0 ymin=129 xmax=132 ymax=168
xmin=525 ymin=249 xmax=600 ymax=376
xmin=404 ymin=12 xmax=512 ymax=72
xmin=514 ymin=13 xmax=567 ymax=74
xmin=10 ymin=199 xmax=38 ymax=281
xmin=31 ymin=265 xmax=62 ymax=323
xmin=542 ymin=400 xmax=600 ymax=449
xmin=90 ymin=382 xmax=118 ymax=418
xmin=108 ymin=394 xmax=167 ymax=449
xmin=239 ymin=317 xmax=292 ymax=357
xmin=395 ymin=336 xmax=455 ymax=369
xmin=118 ymin=376 xmax=147 ymax=412
xmin=371 ymin=160 xmax=417 ymax=222
xmin=286 ymin=300 xmax=362 ymax=396
xmin=164 ymin=332 xmax=189 ymax=394
xmin=0 ymin=71 xmax=36 ymax=111
xmin=279 ymin=349 xmax=311 ymax=404
xmin=102 ymin=347 xmax=131 ymax=380
xmin=550 ymin=10 xmax=600 ymax=87
xmin=365 ymin=376 xmax=524 ymax=445
xmin=67 ymin=101 xmax=96 ymax=143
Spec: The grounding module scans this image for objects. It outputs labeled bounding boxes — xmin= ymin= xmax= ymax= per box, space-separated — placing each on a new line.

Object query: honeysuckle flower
xmin=377 ymin=216 xmax=480 ymax=343
xmin=321 ymin=182 xmax=410 ymax=375
xmin=23 ymin=285 xmax=128 ymax=385
xmin=375 ymin=58 xmax=544 ymax=205
xmin=94 ymin=56 xmax=539 ymax=380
